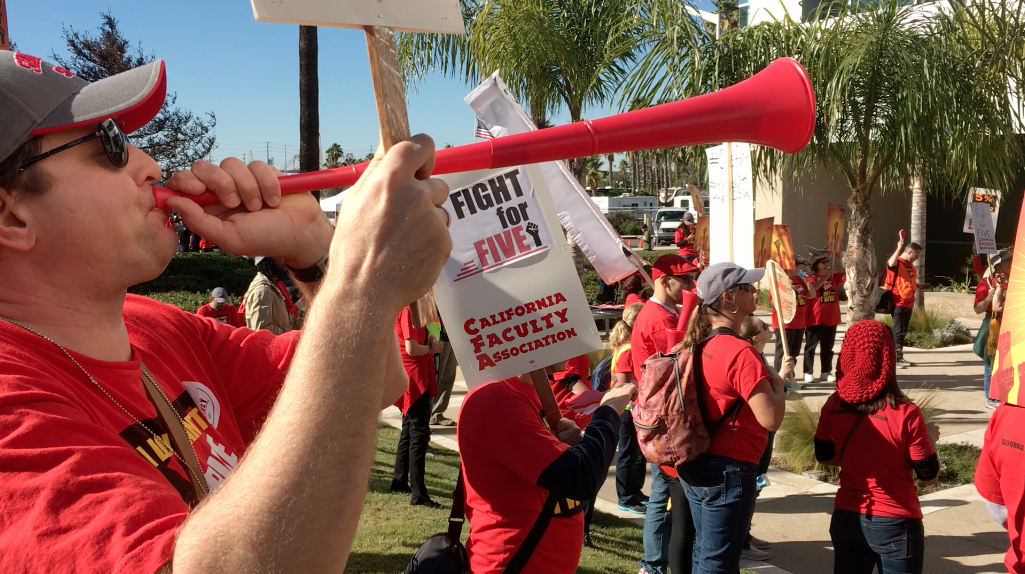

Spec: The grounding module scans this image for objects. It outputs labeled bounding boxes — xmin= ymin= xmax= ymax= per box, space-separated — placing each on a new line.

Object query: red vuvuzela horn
xmin=153 ymin=57 xmax=815 ymax=211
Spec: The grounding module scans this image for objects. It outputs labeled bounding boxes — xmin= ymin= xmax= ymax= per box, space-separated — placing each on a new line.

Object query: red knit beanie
xmin=836 ymin=320 xmax=895 ymax=404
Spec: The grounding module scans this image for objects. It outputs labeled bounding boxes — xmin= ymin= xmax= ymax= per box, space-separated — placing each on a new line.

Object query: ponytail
xmin=609 ymin=302 xmax=644 ymax=349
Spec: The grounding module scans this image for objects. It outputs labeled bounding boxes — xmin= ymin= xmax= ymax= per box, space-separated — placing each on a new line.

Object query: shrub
xmin=605 ymin=212 xmax=642 ymax=235
xmin=132 ymin=251 xmax=255 ymax=299
xmin=874 ymin=308 xmax=967 ymax=349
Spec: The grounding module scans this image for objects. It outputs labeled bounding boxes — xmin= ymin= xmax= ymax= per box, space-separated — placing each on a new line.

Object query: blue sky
xmin=11 ymin=0 xmax=712 ymax=169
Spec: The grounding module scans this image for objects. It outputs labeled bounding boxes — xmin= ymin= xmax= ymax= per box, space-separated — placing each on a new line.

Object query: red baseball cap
xmin=651 ymin=254 xmax=698 ymax=279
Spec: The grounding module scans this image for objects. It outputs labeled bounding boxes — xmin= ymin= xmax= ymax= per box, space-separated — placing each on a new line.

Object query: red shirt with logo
xmin=808 ymin=272 xmax=845 ymax=326
xmin=0 ymin=294 xmax=300 ymax=574
xmin=770 ymin=275 xmax=811 ymax=330
xmin=816 ymin=392 xmax=934 ymax=519
xmin=458 ymin=378 xmax=584 ymax=574
xmin=631 ymin=299 xmax=679 ymax=373
xmin=885 ymin=258 xmax=917 ymax=308
xmin=394 ymin=307 xmax=438 ymax=415
xmin=196 ymin=302 xmax=244 ymax=328
xmin=976 ymin=404 xmax=1025 ymax=573
xmin=696 ymin=334 xmax=771 ymax=464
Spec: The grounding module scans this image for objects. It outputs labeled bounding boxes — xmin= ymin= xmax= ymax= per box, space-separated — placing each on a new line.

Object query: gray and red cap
xmin=0 ymin=51 xmax=166 ymax=163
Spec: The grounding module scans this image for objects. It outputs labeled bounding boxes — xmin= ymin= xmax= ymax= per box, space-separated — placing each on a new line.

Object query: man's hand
xmin=600 ymin=383 xmax=638 ymax=415
xmin=778 ymin=357 xmax=797 ymax=382
xmin=164 ymin=159 xmax=334 ymax=270
xmin=553 ymin=418 xmax=583 ymax=446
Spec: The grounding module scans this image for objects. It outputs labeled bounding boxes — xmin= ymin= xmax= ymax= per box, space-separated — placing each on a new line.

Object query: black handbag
xmin=874 ymin=269 xmax=898 ymax=314
xmin=405 ymin=470 xmax=556 ymax=574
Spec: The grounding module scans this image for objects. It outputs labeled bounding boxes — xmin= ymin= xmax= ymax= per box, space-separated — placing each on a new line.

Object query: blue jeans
xmin=680 ymin=454 xmax=758 ymax=574
xmin=639 ymin=463 xmax=672 ymax=574
xmin=829 ymin=508 xmax=924 ymax=574
xmin=984 ymin=360 xmax=993 ymax=401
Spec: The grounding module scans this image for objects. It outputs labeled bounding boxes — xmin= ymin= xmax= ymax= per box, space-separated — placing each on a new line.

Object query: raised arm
xmin=169 ymin=136 xmax=452 ymax=574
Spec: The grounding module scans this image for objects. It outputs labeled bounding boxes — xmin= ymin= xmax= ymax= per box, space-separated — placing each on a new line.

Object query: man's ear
xmin=0 ymin=188 xmax=36 ymax=252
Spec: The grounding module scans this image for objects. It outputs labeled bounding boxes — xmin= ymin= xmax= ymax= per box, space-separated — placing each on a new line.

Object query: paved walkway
xmin=381 ymin=311 xmax=1008 ymax=573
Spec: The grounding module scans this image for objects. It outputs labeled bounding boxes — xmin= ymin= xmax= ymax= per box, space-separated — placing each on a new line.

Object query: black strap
xmin=503 ymin=493 xmax=558 ymax=574
xmin=447 ymin=469 xmax=466 ymax=540
xmin=838 ymin=414 xmax=865 ymax=463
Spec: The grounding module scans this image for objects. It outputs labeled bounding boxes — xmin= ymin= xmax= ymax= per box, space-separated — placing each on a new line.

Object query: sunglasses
xmin=737 ymin=283 xmax=756 ymax=293
xmin=19 ymin=118 xmax=130 ymax=171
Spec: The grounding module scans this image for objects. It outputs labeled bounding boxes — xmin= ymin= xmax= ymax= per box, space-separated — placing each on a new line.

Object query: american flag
xmin=475 ymin=117 xmax=495 ymax=139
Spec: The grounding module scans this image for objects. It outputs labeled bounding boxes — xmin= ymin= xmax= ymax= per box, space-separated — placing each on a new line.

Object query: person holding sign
xmin=456 ymin=364 xmax=636 ymax=574
xmin=770 ymin=269 xmax=810 ymax=379
xmin=804 ymin=250 xmax=846 ymax=382
xmin=391 ymin=306 xmax=443 ymax=508
xmin=0 ymin=54 xmax=452 ymax=574
xmin=631 ymin=254 xmax=699 ymax=574
xmin=974 ymin=250 xmax=1012 ymax=409
xmin=675 ymin=213 xmax=698 ymax=260
xmin=884 ymin=234 xmax=926 ymax=369
xmin=683 ymin=262 xmax=788 ymax=573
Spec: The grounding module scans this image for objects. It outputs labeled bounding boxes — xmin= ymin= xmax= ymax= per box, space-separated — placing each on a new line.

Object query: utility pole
xmin=266 ymin=142 xmax=270 ymax=163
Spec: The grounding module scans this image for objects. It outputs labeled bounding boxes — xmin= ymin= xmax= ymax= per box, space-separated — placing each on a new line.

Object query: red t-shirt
xmin=974 ymin=279 xmax=1006 ymax=319
xmin=0 ymin=294 xmax=300 ymax=574
xmin=631 ymin=299 xmax=679 ymax=373
xmin=613 ymin=343 xmax=635 ymax=381
xmin=976 ymin=404 xmax=1025 ymax=573
xmin=458 ymin=378 xmax=584 ymax=574
xmin=550 ymin=354 xmax=592 ymax=426
xmin=885 ymin=258 xmax=917 ymax=308
xmin=815 ymin=392 xmax=934 ymax=519
xmin=195 ymin=302 xmax=244 ymax=328
xmin=808 ymin=272 xmax=845 ymax=326
xmin=696 ymin=334 xmax=771 ymax=464
xmin=624 ymin=293 xmax=646 ymax=307
xmin=770 ymin=275 xmax=811 ymax=330
xmin=394 ymin=307 xmax=437 ymax=415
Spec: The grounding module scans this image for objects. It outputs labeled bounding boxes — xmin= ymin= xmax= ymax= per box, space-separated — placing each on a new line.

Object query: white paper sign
xmin=963 ymin=188 xmax=1001 ymax=233
xmin=972 ymin=202 xmax=999 ymax=254
xmin=443 ymin=167 xmax=553 ymax=284
xmin=251 ymin=0 xmax=465 ymax=34
xmin=706 ymin=143 xmax=754 ymax=266
xmin=434 ymin=165 xmax=603 ymax=389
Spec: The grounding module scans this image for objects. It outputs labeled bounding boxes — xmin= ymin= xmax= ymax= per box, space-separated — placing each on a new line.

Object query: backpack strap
xmin=447 ymin=469 xmax=466 ymax=540
xmin=503 ymin=493 xmax=558 ymax=574
xmin=692 ymin=327 xmax=747 ymax=438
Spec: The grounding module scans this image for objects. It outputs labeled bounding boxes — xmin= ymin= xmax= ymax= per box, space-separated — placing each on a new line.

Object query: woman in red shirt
xmin=391 ymin=306 xmax=442 ymax=508
xmin=815 ymin=320 xmax=939 ymax=574
xmin=802 ymin=251 xmax=845 ymax=383
xmin=974 ymin=250 xmax=1011 ymax=409
xmin=681 ymin=262 xmax=788 ymax=573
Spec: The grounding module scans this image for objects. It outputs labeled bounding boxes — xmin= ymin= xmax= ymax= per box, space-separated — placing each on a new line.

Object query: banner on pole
xmin=695 ymin=215 xmax=710 ymax=262
xmin=971 ymin=202 xmax=999 ymax=255
xmin=705 ymin=143 xmax=753 ymax=266
xmin=765 ymin=260 xmax=797 ymax=324
xmin=989 ymin=200 xmax=1025 ymax=404
xmin=433 ymin=164 xmax=603 ymax=390
xmin=964 ymin=188 xmax=1001 ymax=233
xmin=754 ymin=217 xmax=774 ymax=269
xmin=771 ymin=225 xmax=796 ymax=270
xmin=826 ymin=203 xmax=845 ymax=256
xmin=706 ymin=145 xmax=730 ymax=265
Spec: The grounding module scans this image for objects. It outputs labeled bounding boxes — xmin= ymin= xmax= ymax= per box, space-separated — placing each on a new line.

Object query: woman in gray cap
xmin=678 ymin=262 xmax=791 ymax=573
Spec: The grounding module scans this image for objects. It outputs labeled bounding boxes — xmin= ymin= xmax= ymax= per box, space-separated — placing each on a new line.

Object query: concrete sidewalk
xmin=381 ymin=310 xmax=1007 ymax=573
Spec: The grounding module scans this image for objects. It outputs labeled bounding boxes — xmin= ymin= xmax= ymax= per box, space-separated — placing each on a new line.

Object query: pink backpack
xmin=632 ymin=329 xmax=742 ymax=468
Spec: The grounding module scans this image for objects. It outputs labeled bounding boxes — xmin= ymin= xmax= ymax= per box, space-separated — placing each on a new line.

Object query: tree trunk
xmin=842 ymin=186 xmax=879 ymax=323
xmin=299 ymin=25 xmax=320 ymax=200
xmin=910 ymin=173 xmax=927 ymax=309
xmin=630 ymin=152 xmax=638 ymax=193
xmin=607 ymin=153 xmax=614 ymax=188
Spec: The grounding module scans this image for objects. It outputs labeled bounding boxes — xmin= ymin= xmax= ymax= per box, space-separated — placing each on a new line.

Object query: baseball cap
xmin=992 ymin=249 xmax=1013 ymax=266
xmin=651 ymin=254 xmax=698 ymax=279
xmin=211 ymin=287 xmax=229 ymax=303
xmin=682 ymin=212 xmax=696 ymax=224
xmin=0 ymin=52 xmax=166 ymax=163
xmin=696 ymin=262 xmax=765 ymax=303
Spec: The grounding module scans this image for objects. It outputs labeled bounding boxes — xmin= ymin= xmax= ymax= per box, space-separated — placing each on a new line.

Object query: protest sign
xmin=754 ymin=217 xmax=774 ymax=268
xmin=771 ymin=225 xmax=796 ymax=269
xmin=433 ymin=164 xmax=603 ymax=389
xmin=695 ymin=215 xmax=710 ymax=260
xmin=989 ymin=201 xmax=1025 ymax=404
xmin=972 ymin=202 xmax=999 ymax=255
xmin=706 ymin=143 xmax=754 ymax=266
xmin=826 ymin=203 xmax=845 ymax=255
xmin=963 ymin=188 xmax=1001 ymax=233
xmin=766 ymin=260 xmax=797 ymax=325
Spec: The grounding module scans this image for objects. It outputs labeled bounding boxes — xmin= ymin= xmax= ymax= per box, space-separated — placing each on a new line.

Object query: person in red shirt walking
xmin=631 ymin=254 xmax=699 ymax=574
xmin=815 ymin=320 xmax=939 ymax=574
xmin=457 ymin=364 xmax=636 ymax=574
xmin=195 ymin=287 xmax=244 ymax=327
xmin=681 ymin=262 xmax=787 ymax=573
xmin=804 ymin=250 xmax=846 ymax=382
xmin=391 ymin=305 xmax=442 ymax=508
xmin=976 ymin=400 xmax=1025 ymax=572
xmin=973 ymin=249 xmax=1011 ymax=409
xmin=884 ymin=235 xmax=926 ymax=369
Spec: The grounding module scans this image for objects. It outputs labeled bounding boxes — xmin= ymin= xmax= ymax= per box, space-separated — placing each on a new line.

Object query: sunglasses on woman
xmin=19 ymin=118 xmax=130 ymax=171
xmin=737 ymin=283 xmax=756 ymax=293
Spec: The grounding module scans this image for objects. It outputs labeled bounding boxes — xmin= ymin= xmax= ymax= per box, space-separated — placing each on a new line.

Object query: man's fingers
xmin=189 ymin=160 xmax=245 ymax=210
xmin=377 ymin=136 xmax=437 ymax=181
xmin=249 ymin=161 xmax=283 ymax=208
xmin=219 ymin=158 xmax=264 ymax=211
xmin=165 ymin=196 xmax=240 ymax=252
xmin=165 ymin=169 xmax=209 ymax=196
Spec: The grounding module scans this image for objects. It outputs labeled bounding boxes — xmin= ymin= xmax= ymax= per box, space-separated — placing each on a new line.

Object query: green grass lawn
xmin=355 ymin=424 xmax=756 ymax=574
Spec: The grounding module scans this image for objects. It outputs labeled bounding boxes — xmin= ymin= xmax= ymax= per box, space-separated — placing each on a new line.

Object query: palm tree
xmin=299 ymin=25 xmax=320 ymax=199
xmin=624 ymin=0 xmax=1024 ymax=321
